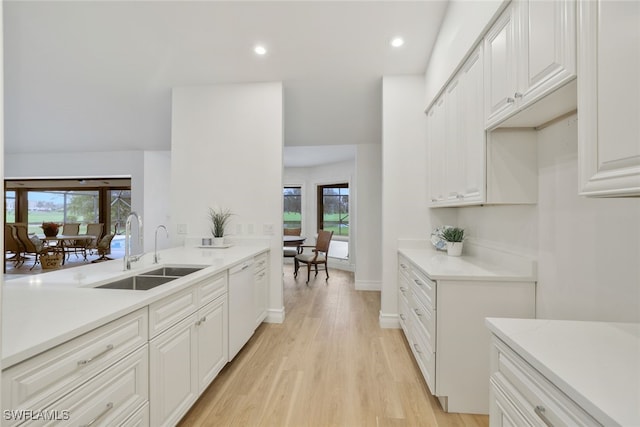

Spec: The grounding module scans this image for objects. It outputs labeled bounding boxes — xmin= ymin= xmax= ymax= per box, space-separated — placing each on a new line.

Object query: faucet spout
xmin=154 ymin=225 xmax=169 ymax=264
xmin=124 ymin=212 xmax=143 ymax=270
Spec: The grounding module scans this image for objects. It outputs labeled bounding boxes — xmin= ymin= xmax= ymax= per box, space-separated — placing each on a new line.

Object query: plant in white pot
xmin=441 ymin=227 xmax=465 ymax=256
xmin=208 ymin=207 xmax=233 ymax=246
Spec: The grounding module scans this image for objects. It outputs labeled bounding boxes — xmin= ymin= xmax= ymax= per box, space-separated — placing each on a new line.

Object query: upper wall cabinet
xmin=577 ymin=0 xmax=640 ymax=197
xmin=428 ymin=47 xmax=485 ymax=207
xmin=485 ymin=0 xmax=576 ymax=129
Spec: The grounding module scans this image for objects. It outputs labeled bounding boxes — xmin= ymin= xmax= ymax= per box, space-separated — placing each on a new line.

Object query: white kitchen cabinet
xmin=149 ymin=314 xmax=198 ymax=427
xmin=577 ymin=0 xmax=640 ymax=196
xmin=253 ymin=253 xmax=269 ymax=327
xmin=428 ymin=46 xmax=486 ymax=207
xmin=398 ymin=252 xmax=535 ymax=414
xmin=2 ymin=308 xmax=148 ymax=427
xmin=489 ymin=336 xmax=600 ymax=427
xmin=24 ymin=346 xmax=149 ymax=427
xmin=149 ymin=272 xmax=229 ymax=426
xmin=485 ymin=0 xmax=576 ymax=129
xmin=196 ymin=296 xmax=228 ymax=392
xmin=427 ymin=97 xmax=446 ymax=204
xmin=229 ymin=260 xmax=255 ymax=360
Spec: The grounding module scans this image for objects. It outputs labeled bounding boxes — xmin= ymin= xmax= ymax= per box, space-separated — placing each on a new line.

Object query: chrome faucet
xmin=124 ymin=212 xmax=143 ymax=270
xmin=154 ymin=225 xmax=168 ymax=264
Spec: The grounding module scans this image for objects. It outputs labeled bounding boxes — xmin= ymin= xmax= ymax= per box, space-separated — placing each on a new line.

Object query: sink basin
xmin=96 ymin=275 xmax=177 ymax=291
xmin=142 ymin=266 xmax=205 ymax=277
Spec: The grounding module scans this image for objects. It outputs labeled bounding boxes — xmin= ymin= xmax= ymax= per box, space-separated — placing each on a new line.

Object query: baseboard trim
xmin=355 ymin=280 xmax=381 ymax=291
xmin=265 ymin=307 xmax=285 ymax=324
xmin=379 ymin=311 xmax=400 ymax=329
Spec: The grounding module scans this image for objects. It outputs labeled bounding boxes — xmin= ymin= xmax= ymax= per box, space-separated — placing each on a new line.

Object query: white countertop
xmin=486 ymin=317 xmax=640 ymax=427
xmin=2 ymin=244 xmax=268 ymax=369
xmin=398 ymin=244 xmax=536 ymax=281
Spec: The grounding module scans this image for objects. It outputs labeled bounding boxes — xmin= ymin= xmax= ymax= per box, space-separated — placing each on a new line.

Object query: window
xmin=317 ymin=183 xmax=349 ymax=237
xmin=5 ymin=191 xmax=15 ymax=223
xmin=283 ymin=186 xmax=302 ymax=230
xmin=5 ymin=178 xmax=131 ymax=235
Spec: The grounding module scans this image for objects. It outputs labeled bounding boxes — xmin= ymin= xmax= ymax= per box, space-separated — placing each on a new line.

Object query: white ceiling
xmin=4 ymin=1 xmax=448 ymax=162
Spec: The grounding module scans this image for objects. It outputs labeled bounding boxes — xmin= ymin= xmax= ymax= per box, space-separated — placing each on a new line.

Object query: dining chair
xmin=294 ymin=230 xmax=333 ymax=284
xmin=5 ymin=224 xmax=25 ymax=268
xmin=92 ymin=224 xmax=118 ymax=263
xmin=283 ymin=227 xmax=302 ymax=258
xmin=71 ymin=223 xmax=104 ymax=260
xmin=15 ymin=226 xmax=49 ymax=270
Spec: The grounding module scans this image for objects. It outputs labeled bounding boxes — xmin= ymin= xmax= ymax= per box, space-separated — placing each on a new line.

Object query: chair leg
xmin=306 ymin=262 xmax=311 ymax=284
xmin=325 ymin=262 xmax=330 ymax=281
xmin=314 ymin=263 xmax=318 ymax=277
xmin=294 ymin=258 xmax=299 ymax=277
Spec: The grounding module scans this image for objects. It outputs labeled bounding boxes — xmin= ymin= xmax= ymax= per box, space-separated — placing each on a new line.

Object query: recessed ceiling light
xmin=254 ymin=45 xmax=267 ymax=55
xmin=391 ymin=37 xmax=405 ymax=48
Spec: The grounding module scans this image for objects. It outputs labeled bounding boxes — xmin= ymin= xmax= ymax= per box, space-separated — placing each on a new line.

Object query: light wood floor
xmin=178 ymin=264 xmax=489 ymax=427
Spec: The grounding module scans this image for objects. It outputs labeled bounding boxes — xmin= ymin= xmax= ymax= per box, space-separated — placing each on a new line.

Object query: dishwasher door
xmin=228 ymin=260 xmax=255 ymax=360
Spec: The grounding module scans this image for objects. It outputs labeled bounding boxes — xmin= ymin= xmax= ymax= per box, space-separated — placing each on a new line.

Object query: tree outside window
xmin=318 ymin=184 xmax=348 ymax=236
xmin=283 ymin=187 xmax=302 ymax=230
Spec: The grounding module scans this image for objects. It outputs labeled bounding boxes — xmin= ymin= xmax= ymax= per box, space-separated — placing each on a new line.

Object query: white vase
xmin=212 ymin=237 xmax=225 ymax=247
xmin=447 ymin=241 xmax=463 ymax=256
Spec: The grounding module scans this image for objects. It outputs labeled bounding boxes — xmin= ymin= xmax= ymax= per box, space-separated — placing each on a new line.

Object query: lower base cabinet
xmin=489 ymin=337 xmax=600 ymax=426
xmin=150 ymin=295 xmax=228 ymax=427
xmin=398 ymin=254 xmax=535 ymax=414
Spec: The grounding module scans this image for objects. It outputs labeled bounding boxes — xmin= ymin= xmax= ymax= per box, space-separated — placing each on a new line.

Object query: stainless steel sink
xmin=96 ymin=275 xmax=177 ymax=291
xmin=142 ymin=266 xmax=205 ymax=277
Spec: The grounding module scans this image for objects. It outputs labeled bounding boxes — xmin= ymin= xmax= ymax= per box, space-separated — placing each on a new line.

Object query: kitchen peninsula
xmin=2 ymin=243 xmax=270 ymax=426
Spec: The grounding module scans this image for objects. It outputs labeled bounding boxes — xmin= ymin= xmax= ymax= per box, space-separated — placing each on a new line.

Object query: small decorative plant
xmin=441 ymin=227 xmax=465 ymax=242
xmin=41 ymin=222 xmax=61 ymax=237
xmin=208 ymin=207 xmax=233 ymax=238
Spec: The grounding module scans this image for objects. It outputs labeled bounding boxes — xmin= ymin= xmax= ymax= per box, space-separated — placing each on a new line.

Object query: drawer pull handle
xmin=535 ymin=405 xmax=554 ymax=427
xmin=400 ymin=263 xmax=407 ymax=269
xmin=80 ymin=402 xmax=113 ymax=427
xmin=196 ymin=316 xmax=207 ymax=326
xmin=413 ymin=343 xmax=423 ymax=354
xmin=414 ymin=279 xmax=423 ymax=286
xmin=77 ymin=344 xmax=114 ymax=367
xmin=399 ymin=287 xmax=407 ymax=292
xmin=399 ymin=314 xmax=406 ymax=320
xmin=414 ymin=308 xmax=423 ymax=317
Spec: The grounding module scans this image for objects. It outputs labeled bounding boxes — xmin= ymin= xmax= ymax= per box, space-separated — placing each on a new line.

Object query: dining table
xmin=283 ymin=235 xmax=306 ymax=247
xmin=41 ymin=235 xmax=95 ymax=265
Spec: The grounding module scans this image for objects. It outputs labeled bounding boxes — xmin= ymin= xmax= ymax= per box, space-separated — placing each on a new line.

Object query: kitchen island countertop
xmin=2 ymin=244 xmax=269 ymax=368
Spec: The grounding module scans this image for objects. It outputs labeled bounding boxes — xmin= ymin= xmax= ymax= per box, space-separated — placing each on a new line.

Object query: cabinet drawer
xmin=149 ymin=287 xmax=198 ymax=338
xmin=410 ymin=296 xmax=436 ymax=350
xmin=409 ymin=321 xmax=436 ymax=394
xmin=121 ymin=402 xmax=149 ymax=427
xmin=398 ymin=293 xmax=412 ymax=335
xmin=492 ymin=339 xmax=600 ymax=427
xmin=489 ymin=377 xmax=531 ymax=427
xmin=197 ymin=272 xmax=227 ymax=307
xmin=410 ymin=267 xmax=435 ymax=310
xmin=2 ymin=309 xmax=147 ymax=421
xmin=398 ymin=256 xmax=412 ymax=282
xmin=253 ymin=253 xmax=268 ymax=273
xmin=24 ymin=346 xmax=149 ymax=426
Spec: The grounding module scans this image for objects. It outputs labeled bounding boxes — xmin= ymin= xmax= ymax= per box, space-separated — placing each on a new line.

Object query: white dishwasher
xmin=228 ymin=260 xmax=255 ymax=360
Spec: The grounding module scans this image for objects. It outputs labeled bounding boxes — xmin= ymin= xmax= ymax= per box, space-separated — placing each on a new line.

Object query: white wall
xmin=354 ymin=144 xmax=382 ymax=290
xmin=143 ymin=151 xmax=171 ymax=252
xmin=171 ymin=82 xmax=284 ymax=322
xmin=380 ymin=75 xmax=456 ymax=327
xmin=424 ymin=0 xmax=505 ymax=107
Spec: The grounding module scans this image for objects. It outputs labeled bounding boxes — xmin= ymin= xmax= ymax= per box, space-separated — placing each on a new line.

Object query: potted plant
xmin=41 ymin=222 xmax=61 ymax=237
xmin=441 ymin=226 xmax=465 ymax=256
xmin=208 ymin=207 xmax=233 ymax=246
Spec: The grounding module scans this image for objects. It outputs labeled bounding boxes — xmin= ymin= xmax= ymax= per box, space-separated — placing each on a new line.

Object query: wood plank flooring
xmin=178 ymin=264 xmax=489 ymax=427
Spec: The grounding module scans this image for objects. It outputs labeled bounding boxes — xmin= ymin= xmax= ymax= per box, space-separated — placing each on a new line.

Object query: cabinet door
xmin=149 ymin=314 xmax=198 ymax=427
xmin=489 ymin=379 xmax=530 ymax=427
xmin=460 ymin=47 xmax=486 ymax=203
xmin=444 ymin=77 xmax=463 ymax=203
xmin=520 ymin=0 xmax=576 ymax=105
xmin=427 ymin=98 xmax=446 ymax=205
xmin=578 ymin=0 xmax=640 ymax=196
xmin=196 ymin=297 xmax=228 ymax=392
xmin=254 ymin=267 xmax=268 ymax=327
xmin=485 ymin=4 xmax=519 ymax=126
